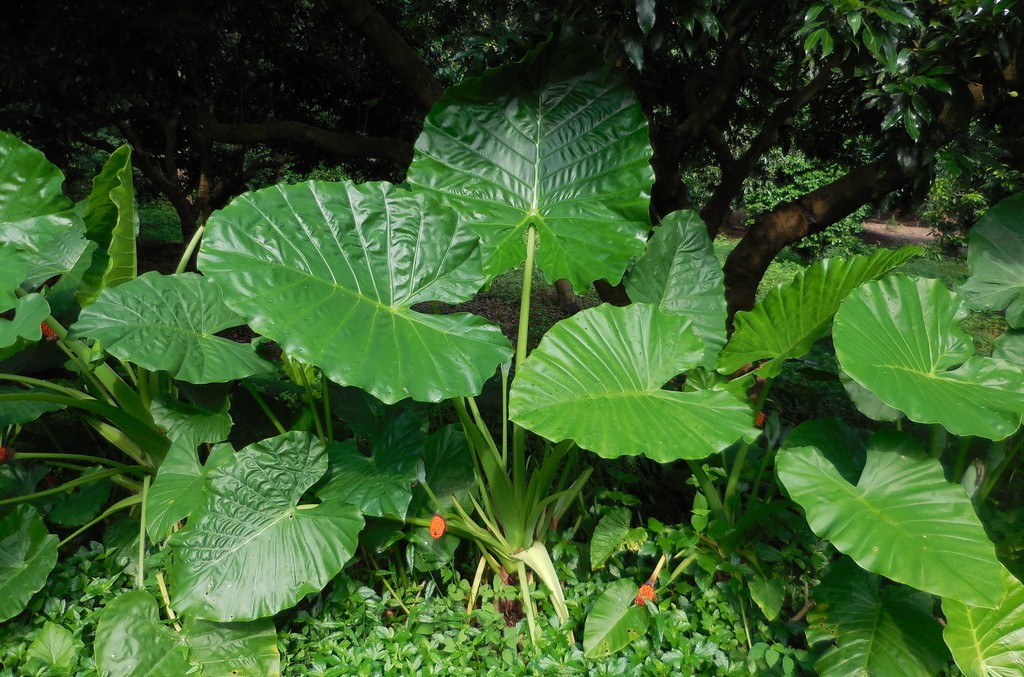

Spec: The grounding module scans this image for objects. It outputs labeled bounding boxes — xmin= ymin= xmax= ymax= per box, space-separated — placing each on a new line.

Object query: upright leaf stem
xmin=512 ymin=226 xmax=537 ymax=497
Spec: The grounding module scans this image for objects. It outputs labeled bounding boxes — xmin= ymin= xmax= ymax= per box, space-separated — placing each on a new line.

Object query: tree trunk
xmin=723 ymin=155 xmax=912 ymax=319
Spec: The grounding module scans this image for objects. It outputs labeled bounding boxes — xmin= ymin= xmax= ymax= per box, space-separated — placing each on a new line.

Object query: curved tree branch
xmin=335 ymin=0 xmax=445 ymax=109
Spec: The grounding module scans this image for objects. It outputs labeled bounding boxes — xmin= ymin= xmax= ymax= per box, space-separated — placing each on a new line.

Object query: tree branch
xmin=335 ymin=0 xmax=445 ymax=109
xmin=197 ymin=114 xmax=414 ymax=165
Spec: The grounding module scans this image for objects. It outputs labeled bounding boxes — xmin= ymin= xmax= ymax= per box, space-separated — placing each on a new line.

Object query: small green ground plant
xmin=1 ymin=34 xmax=1023 ymax=677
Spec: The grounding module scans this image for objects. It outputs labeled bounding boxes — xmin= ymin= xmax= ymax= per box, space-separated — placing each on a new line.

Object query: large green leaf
xmin=199 ymin=180 xmax=511 ymax=403
xmin=407 ymin=38 xmax=653 ymax=291
xmin=70 ymin=272 xmax=273 ymax=384
xmin=718 ymin=246 xmax=920 ymax=377
xmin=0 ymin=130 xmax=71 ymax=223
xmin=626 ymin=209 xmax=726 ymax=367
xmin=0 ymin=504 xmax=58 ymax=622
xmin=179 ymin=617 xmax=280 ymax=676
xmin=583 ymin=579 xmax=650 ymax=658
xmin=834 ymin=274 xmax=1024 ymax=440
xmin=943 ymin=566 xmax=1024 ymax=677
xmin=961 ymin=191 xmax=1024 ymax=328
xmin=149 ymin=394 xmax=232 ymax=449
xmin=146 ymin=441 xmax=234 ymax=541
xmin=809 ymin=557 xmax=947 ymax=677
xmin=169 ymin=431 xmax=363 ymax=620
xmin=777 ymin=431 xmax=1005 ymax=606
xmin=94 ymin=591 xmax=190 ymax=676
xmin=24 ymin=621 xmax=81 ymax=676
xmin=0 ymin=385 xmax=67 ymax=426
xmin=95 ymin=590 xmax=280 ymax=676
xmin=77 ymin=144 xmax=139 ymax=306
xmin=316 ymin=410 xmax=425 ymax=520
xmin=510 ymin=303 xmax=757 ymax=462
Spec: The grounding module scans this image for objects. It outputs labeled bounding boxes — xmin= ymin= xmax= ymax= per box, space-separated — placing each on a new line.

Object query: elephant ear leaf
xmin=808 ymin=558 xmax=947 ymax=677
xmin=0 ymin=131 xmax=90 ymax=289
xmin=626 ymin=210 xmax=726 ymax=367
xmin=777 ymin=431 xmax=1005 ymax=607
xmin=961 ymin=191 xmax=1024 ymax=328
xmin=70 ymin=272 xmax=273 ymax=384
xmin=718 ymin=246 xmax=920 ymax=377
xmin=407 ymin=37 xmax=653 ymax=292
xmin=834 ymin=274 xmax=1024 ymax=440
xmin=510 ymin=303 xmax=757 ymax=462
xmin=199 ymin=180 xmax=511 ymax=404
xmin=943 ymin=566 xmax=1024 ymax=677
xmin=0 ymin=505 xmax=58 ymax=623
xmin=169 ymin=431 xmax=364 ymax=621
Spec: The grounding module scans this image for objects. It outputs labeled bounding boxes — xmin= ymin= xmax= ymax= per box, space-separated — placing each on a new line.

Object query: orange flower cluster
xmin=429 ymin=514 xmax=447 ymax=539
xmin=0 ymin=446 xmax=9 ymax=464
xmin=635 ymin=583 xmax=655 ymax=606
xmin=40 ymin=322 xmax=58 ymax=341
xmin=755 ymin=411 xmax=766 ymax=427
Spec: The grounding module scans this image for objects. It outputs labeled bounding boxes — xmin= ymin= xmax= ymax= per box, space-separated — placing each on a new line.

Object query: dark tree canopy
xmin=1 ymin=0 xmax=1021 ymax=315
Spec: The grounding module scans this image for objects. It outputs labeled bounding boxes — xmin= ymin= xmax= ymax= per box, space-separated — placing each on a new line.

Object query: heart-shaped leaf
xmin=407 ymin=38 xmax=653 ymax=291
xmin=0 ymin=504 xmax=58 ymax=622
xmin=583 ymin=579 xmax=650 ymax=658
xmin=961 ymin=191 xmax=1024 ymax=328
xmin=199 ymin=180 xmax=511 ymax=403
xmin=718 ymin=246 xmax=920 ymax=377
xmin=149 ymin=395 xmax=232 ymax=449
xmin=70 ymin=272 xmax=273 ymax=384
xmin=316 ymin=411 xmax=425 ymax=521
xmin=943 ymin=566 xmax=1024 ymax=677
xmin=777 ymin=431 xmax=1005 ymax=606
xmin=626 ymin=209 xmax=726 ymax=366
xmin=146 ymin=441 xmax=234 ymax=541
xmin=834 ymin=274 xmax=1024 ymax=440
xmin=94 ymin=590 xmax=190 ymax=676
xmin=809 ymin=558 xmax=947 ymax=677
xmin=169 ymin=431 xmax=364 ymax=620
xmin=510 ymin=303 xmax=757 ymax=462
xmin=24 ymin=621 xmax=81 ymax=676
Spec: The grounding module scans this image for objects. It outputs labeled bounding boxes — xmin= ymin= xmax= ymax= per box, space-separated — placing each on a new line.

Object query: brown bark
xmin=198 ymin=116 xmax=414 ymax=165
xmin=723 ymin=155 xmax=912 ymax=319
xmin=700 ymin=57 xmax=839 ymax=237
xmin=335 ymin=0 xmax=445 ymax=109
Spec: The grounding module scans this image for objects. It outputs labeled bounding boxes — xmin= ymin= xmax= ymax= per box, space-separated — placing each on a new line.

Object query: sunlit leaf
xmin=71 ymin=272 xmax=273 ymax=384
xmin=809 ymin=558 xmax=947 ymax=677
xmin=408 ymin=37 xmax=653 ymax=291
xmin=626 ymin=209 xmax=726 ymax=366
xmin=583 ymin=579 xmax=650 ymax=658
xmin=169 ymin=431 xmax=363 ymax=620
xmin=778 ymin=431 xmax=1005 ymax=606
xmin=511 ymin=303 xmax=757 ymax=462
xmin=834 ymin=274 xmax=1024 ymax=439
xmin=718 ymin=246 xmax=919 ymax=377
xmin=199 ymin=181 xmax=511 ymax=403
xmin=943 ymin=566 xmax=1024 ymax=677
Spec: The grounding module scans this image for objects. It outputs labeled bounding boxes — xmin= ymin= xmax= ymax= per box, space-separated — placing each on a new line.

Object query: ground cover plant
xmin=1 ymin=34 xmax=1023 ymax=676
